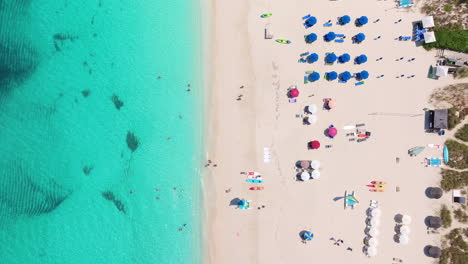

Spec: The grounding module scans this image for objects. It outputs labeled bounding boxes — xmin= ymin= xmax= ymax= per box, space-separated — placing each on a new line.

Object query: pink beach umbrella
xmin=327 ymin=99 xmax=336 ymax=109
xmin=328 ymin=126 xmax=338 ymax=138
xmin=309 ymin=140 xmax=321 ymax=149
xmin=289 ymin=88 xmax=299 ymax=98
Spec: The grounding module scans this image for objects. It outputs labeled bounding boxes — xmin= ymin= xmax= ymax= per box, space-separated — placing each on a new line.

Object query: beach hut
xmin=301 ymin=171 xmax=311 ymax=181
xmin=423 ymin=32 xmax=436 ymax=43
xmin=366 ymin=246 xmax=377 ymax=257
xmin=338 ymin=53 xmax=350 ymax=63
xmin=422 ymin=16 xmax=434 ymax=28
xmin=308 ymin=72 xmax=320 ymax=82
xmin=311 ymin=170 xmax=321 ymax=179
xmin=354 ymin=33 xmax=366 ymax=43
xmin=307 ymin=53 xmax=319 ymax=63
xmin=325 ymin=53 xmax=337 ymax=63
xmin=339 ymin=71 xmax=351 ymax=81
xmin=302 ymin=231 xmax=314 ymax=241
xmin=356 ymin=70 xmax=369 ymax=80
xmin=355 ymin=54 xmax=367 ymax=64
xmin=428 ymin=246 xmax=441 ymax=258
xmin=339 ymin=15 xmax=351 ymax=25
xmin=324 ymin=32 xmax=336 ymax=41
xmin=399 ymin=225 xmax=411 ymax=235
xmin=305 ymin=33 xmax=318 ymax=43
xmin=289 ymin=88 xmax=299 ymax=98
xmin=326 ymin=71 xmax=338 ymax=81
xmin=307 ymin=104 xmax=317 ymax=114
xmin=311 ymin=160 xmax=321 ymax=169
xmin=399 ymin=234 xmax=409 ymax=244
xmin=401 ymin=215 xmax=412 ymax=225
xmin=305 ymin=17 xmax=317 ymax=27
xmin=357 ymin=16 xmax=368 ymax=26
xmin=428 ymin=216 xmax=442 ymax=229
xmin=327 ymin=126 xmax=337 ymax=138
xmin=309 ymin=140 xmax=320 ymax=149
xmin=428 ymin=187 xmax=443 ymax=199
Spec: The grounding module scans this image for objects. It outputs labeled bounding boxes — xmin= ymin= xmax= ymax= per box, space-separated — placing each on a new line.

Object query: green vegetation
xmin=423 ymin=29 xmax=468 ymax=53
xmin=440 ymin=228 xmax=468 ymax=264
xmin=445 ymin=140 xmax=468 ymax=169
xmin=441 ymin=205 xmax=453 ymax=228
xmin=440 ymin=169 xmax=468 ymax=191
xmin=454 ymin=208 xmax=468 ymax=223
xmin=444 ymin=4 xmax=453 ymax=12
xmin=454 ymin=67 xmax=468 ymax=79
xmin=448 ymin=107 xmax=462 ymax=130
xmin=455 ymin=124 xmax=468 ymax=142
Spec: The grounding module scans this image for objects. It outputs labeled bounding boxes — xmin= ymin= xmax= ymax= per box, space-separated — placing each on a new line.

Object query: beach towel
xmin=289 ymin=98 xmax=297 ymax=103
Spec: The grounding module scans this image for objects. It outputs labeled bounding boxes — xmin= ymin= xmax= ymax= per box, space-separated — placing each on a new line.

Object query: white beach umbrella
xmin=399 ymin=234 xmax=409 ymax=245
xmin=399 ymin=225 xmax=411 ymax=235
xmin=368 ymin=217 xmax=380 ymax=226
xmin=367 ymin=227 xmax=379 ymax=237
xmin=401 ymin=215 xmax=412 ymax=225
xmin=370 ymin=208 xmax=382 ymax=218
xmin=301 ymin=171 xmax=310 ymax=181
xmin=311 ymin=170 xmax=321 ymax=179
xmin=308 ymin=115 xmax=318 ymax=125
xmin=311 ymin=160 xmax=321 ymax=169
xmin=367 ymin=237 xmax=379 ymax=247
xmin=308 ymin=104 xmax=317 ymax=114
xmin=366 ymin=246 xmax=377 ymax=257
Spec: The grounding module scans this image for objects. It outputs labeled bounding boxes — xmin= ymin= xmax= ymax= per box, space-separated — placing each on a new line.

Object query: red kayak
xmin=369 ymin=189 xmax=384 ymax=192
xmin=371 ymin=181 xmax=387 ymax=185
xmin=249 ymin=186 xmax=265 ymax=191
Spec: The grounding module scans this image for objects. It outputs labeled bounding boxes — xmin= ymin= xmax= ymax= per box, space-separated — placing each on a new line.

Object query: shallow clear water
xmin=0 ymin=1 xmax=202 ymax=263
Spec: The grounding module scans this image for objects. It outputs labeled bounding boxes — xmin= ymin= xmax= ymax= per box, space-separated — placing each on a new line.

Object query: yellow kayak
xmin=261 ymin=13 xmax=272 ymax=18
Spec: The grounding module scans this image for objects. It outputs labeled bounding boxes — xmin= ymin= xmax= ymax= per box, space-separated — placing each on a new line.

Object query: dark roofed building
xmin=428 ymin=109 xmax=448 ymax=130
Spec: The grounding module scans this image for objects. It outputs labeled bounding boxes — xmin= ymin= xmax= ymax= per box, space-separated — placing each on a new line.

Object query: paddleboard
xmin=247 ymin=179 xmax=264 ymax=183
xmin=276 ymin=39 xmax=291 ymax=44
xmin=261 ymin=13 xmax=272 ymax=18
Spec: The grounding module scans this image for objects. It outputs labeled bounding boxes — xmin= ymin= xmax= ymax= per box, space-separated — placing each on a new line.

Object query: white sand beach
xmin=204 ymin=0 xmax=464 ymax=263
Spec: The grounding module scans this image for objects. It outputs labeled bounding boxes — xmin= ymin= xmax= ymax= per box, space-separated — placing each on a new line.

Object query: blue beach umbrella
xmin=306 ymin=16 xmax=317 ymax=27
xmin=307 ymin=53 xmax=319 ymax=63
xmin=340 ymin=15 xmax=351 ymax=25
xmin=355 ymin=54 xmax=368 ymax=64
xmin=302 ymin=231 xmax=314 ymax=241
xmin=358 ymin=16 xmax=368 ymax=25
xmin=325 ymin=53 xmax=337 ymax=63
xmin=326 ymin=71 xmax=338 ymax=81
xmin=338 ymin=53 xmax=350 ymax=63
xmin=358 ymin=70 xmax=369 ymax=79
xmin=355 ymin=33 xmax=366 ymax=42
xmin=324 ymin=32 xmax=336 ymax=41
xmin=306 ymin=33 xmax=317 ymax=43
xmin=308 ymin=72 xmax=320 ymax=82
xmin=339 ymin=71 xmax=351 ymax=81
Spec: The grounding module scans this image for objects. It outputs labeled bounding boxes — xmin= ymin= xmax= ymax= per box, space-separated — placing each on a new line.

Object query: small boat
xmin=367 ymin=184 xmax=385 ymax=188
xmin=249 ymin=186 xmax=265 ymax=191
xmin=371 ymin=181 xmax=387 ymax=185
xmin=276 ymin=39 xmax=291 ymax=44
xmin=247 ymin=179 xmax=264 ymax=183
xmin=261 ymin=13 xmax=272 ymax=18
xmin=369 ymin=189 xmax=384 ymax=192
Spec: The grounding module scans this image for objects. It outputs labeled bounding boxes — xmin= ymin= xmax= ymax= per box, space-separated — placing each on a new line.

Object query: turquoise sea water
xmin=0 ymin=1 xmax=202 ymax=263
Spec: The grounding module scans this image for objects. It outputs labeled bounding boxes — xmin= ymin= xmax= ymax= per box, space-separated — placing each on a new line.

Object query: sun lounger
xmin=357 ymin=138 xmax=367 ymax=143
xmin=426 ymin=158 xmax=442 ymax=167
xmin=355 ymin=81 xmax=365 ymax=86
xmin=338 ymin=79 xmax=346 ymax=83
xmin=335 ymin=34 xmax=344 ymax=37
xmin=323 ymin=23 xmax=332 ymax=27
xmin=335 ymin=39 xmax=344 ymax=43
xmin=349 ymin=138 xmax=356 ymax=141
xmin=369 ymin=200 xmax=379 ymax=208
xmin=299 ymin=58 xmax=307 ymax=63
xmin=356 ymin=123 xmax=365 ymax=127
xmin=399 ymin=36 xmax=411 ymax=41
xmin=302 ymin=14 xmax=311 ymax=20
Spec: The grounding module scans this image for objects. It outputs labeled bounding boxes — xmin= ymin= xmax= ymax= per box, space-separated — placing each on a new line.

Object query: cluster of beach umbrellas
xmin=298 ymin=160 xmax=321 ymax=181
xmin=303 ymin=104 xmax=318 ymax=125
xmin=325 ymin=53 xmax=351 ymax=64
xmin=396 ymin=215 xmax=411 ymax=245
xmin=338 ymin=15 xmax=368 ymax=26
xmin=365 ymin=207 xmax=382 ymax=257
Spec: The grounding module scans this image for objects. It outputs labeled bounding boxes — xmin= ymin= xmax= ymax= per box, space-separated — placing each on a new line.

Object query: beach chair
xmin=356 ymin=123 xmax=365 ymax=127
xmin=302 ymin=14 xmax=311 ymax=20
xmin=335 ymin=39 xmax=344 ymax=43
xmin=355 ymin=81 xmax=365 ymax=86
xmin=357 ymin=138 xmax=367 ymax=143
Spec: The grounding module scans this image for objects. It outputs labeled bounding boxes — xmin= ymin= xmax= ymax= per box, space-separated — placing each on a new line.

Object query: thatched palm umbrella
xmin=428 ymin=216 xmax=442 ymax=229
xmin=429 ymin=187 xmax=443 ymax=199
xmin=428 ymin=246 xmax=441 ymax=258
